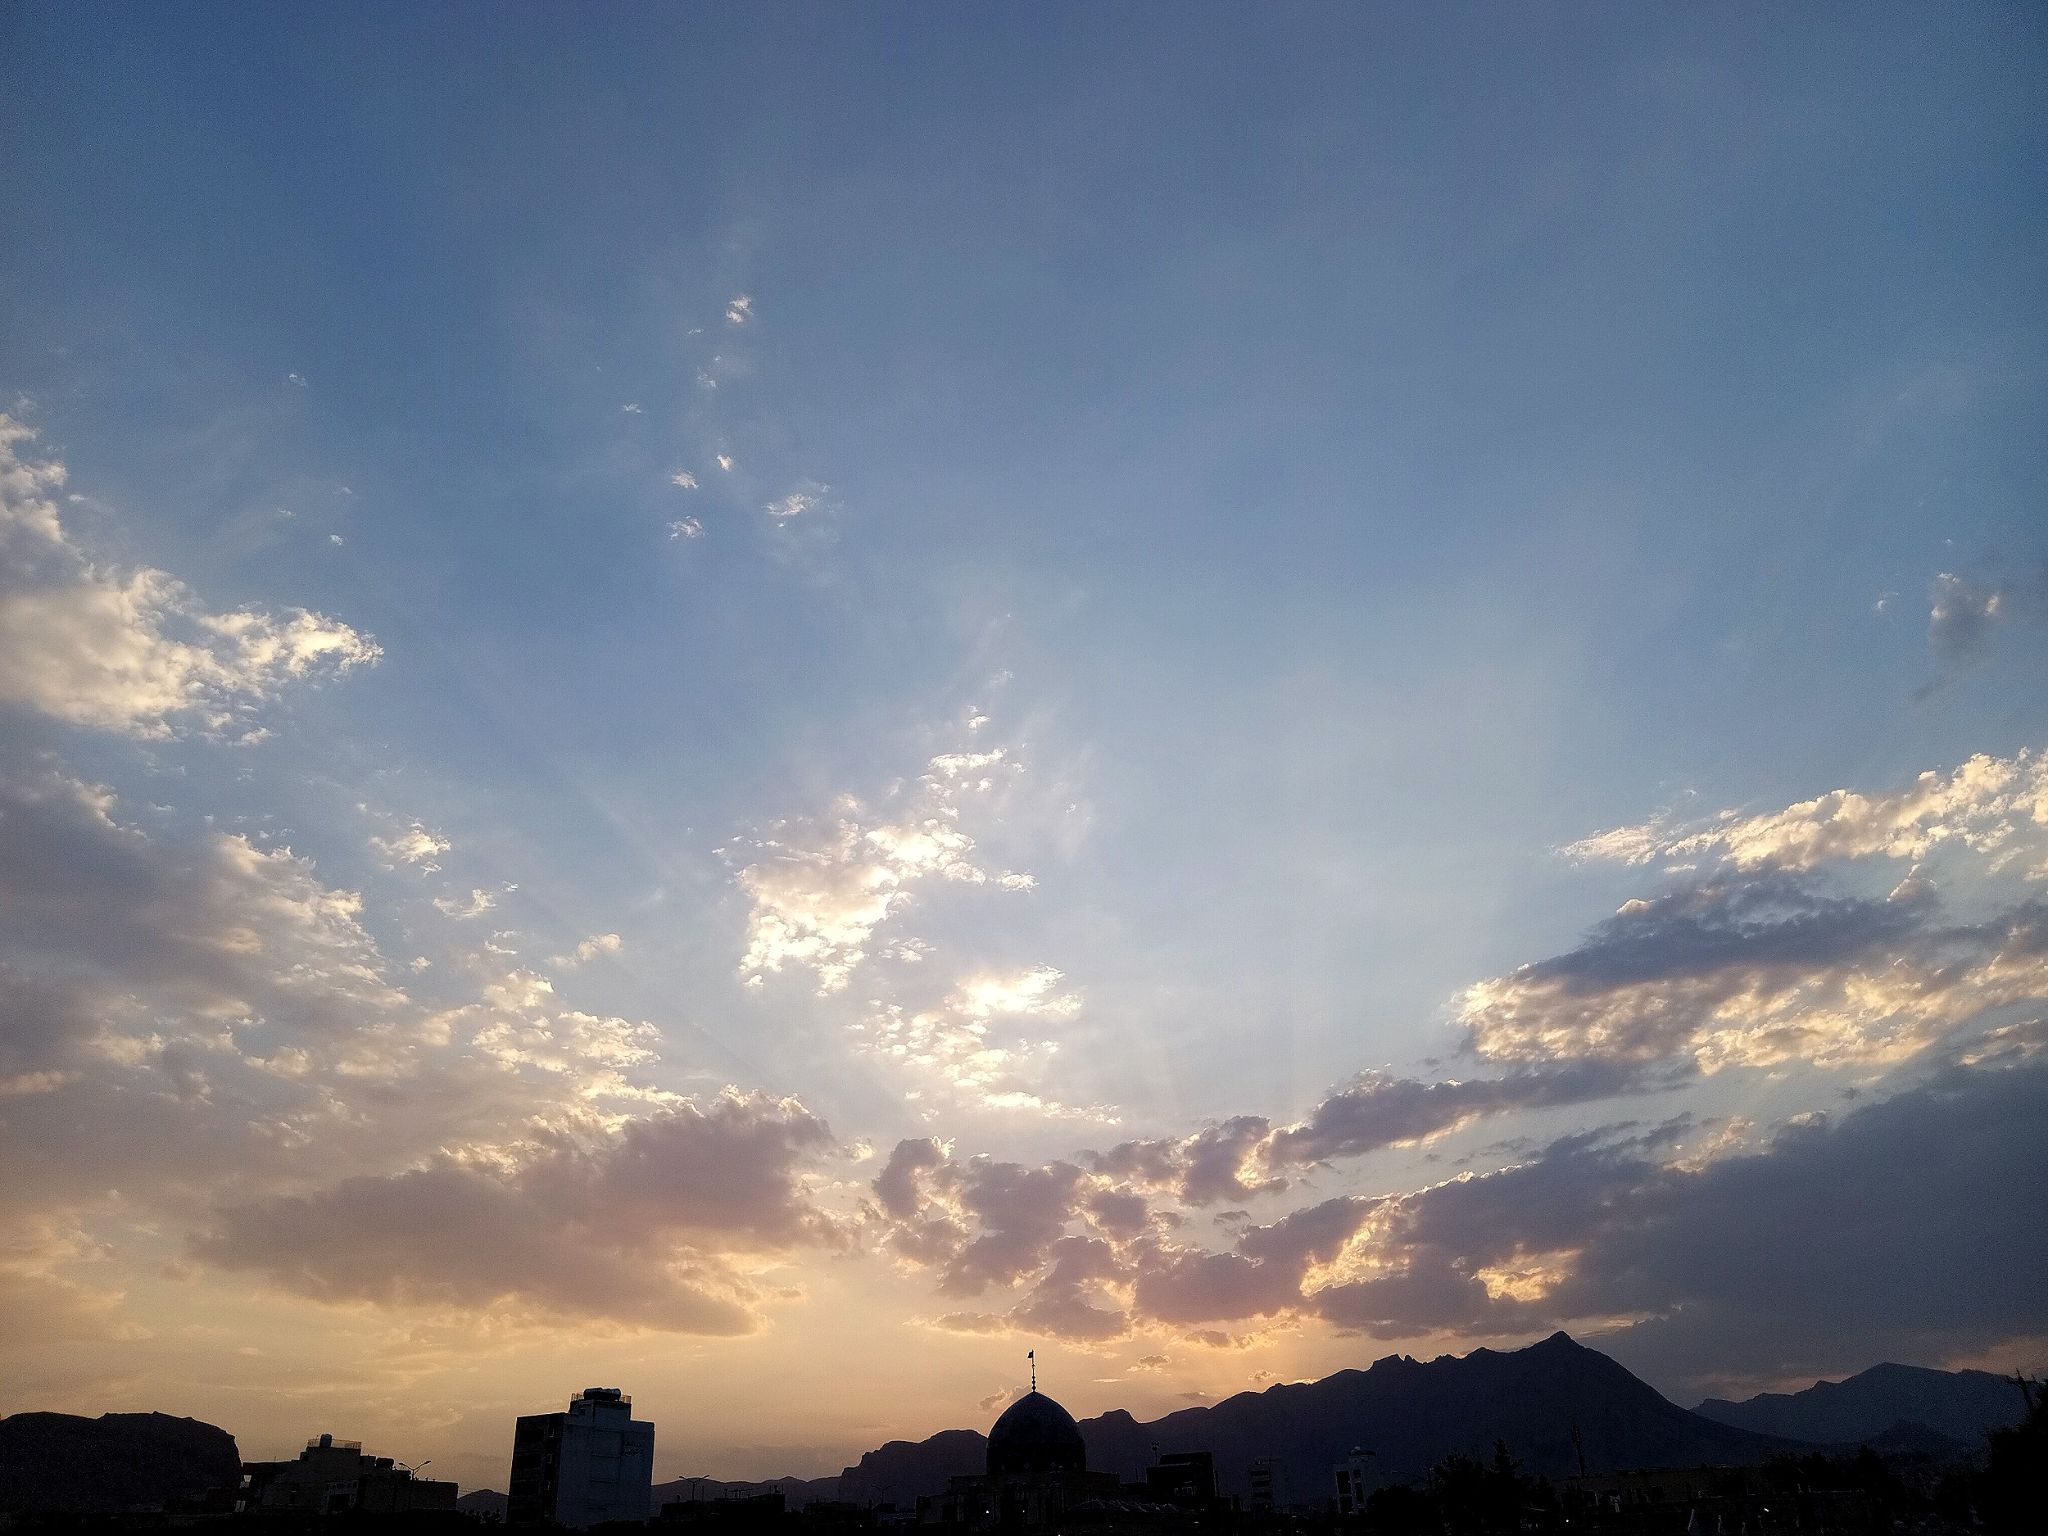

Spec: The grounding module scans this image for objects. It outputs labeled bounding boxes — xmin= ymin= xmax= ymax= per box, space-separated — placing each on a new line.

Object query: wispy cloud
xmin=435 ymin=886 xmax=510 ymax=920
xmin=729 ymin=744 xmax=1033 ymax=993
xmin=764 ymin=480 xmax=830 ymax=521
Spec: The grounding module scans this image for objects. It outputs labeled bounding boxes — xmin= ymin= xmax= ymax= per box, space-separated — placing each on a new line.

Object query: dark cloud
xmin=192 ymin=1092 xmax=842 ymax=1331
xmin=874 ymin=1137 xmax=951 ymax=1220
xmin=0 ymin=766 xmax=400 ymax=1037
xmin=1143 ymin=1061 xmax=2048 ymax=1392
xmin=1090 ymin=1115 xmax=1282 ymax=1207
xmin=1133 ymin=1196 xmax=1378 ymax=1326
xmin=941 ymin=1159 xmax=1086 ymax=1295
xmin=1267 ymin=1061 xmax=1656 ymax=1168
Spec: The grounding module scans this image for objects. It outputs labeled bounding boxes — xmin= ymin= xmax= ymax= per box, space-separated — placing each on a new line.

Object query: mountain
xmin=455 ymin=1488 xmax=508 ymax=1519
xmin=839 ymin=1427 xmax=989 ymax=1507
xmin=843 ymin=1333 xmax=1801 ymax=1506
xmin=1695 ymin=1362 xmax=2028 ymax=1448
xmin=0 ymin=1411 xmax=241 ymax=1515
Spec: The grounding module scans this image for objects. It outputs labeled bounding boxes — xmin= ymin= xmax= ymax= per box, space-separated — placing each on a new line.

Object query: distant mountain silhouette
xmin=0 ymin=1411 xmax=240 ymax=1515
xmin=455 ymin=1488 xmax=509 ymax=1518
xmin=839 ymin=1427 xmax=989 ymax=1507
xmin=843 ymin=1333 xmax=1801 ymax=1505
xmin=1694 ymin=1362 xmax=2027 ymax=1448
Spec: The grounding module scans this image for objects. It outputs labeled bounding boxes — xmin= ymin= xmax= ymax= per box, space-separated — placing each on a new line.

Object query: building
xmin=509 ymin=1386 xmax=656 ymax=1528
xmin=1140 ymin=1451 xmax=1216 ymax=1506
xmin=918 ymin=1389 xmax=1120 ymax=1530
xmin=1332 ymin=1448 xmax=1380 ymax=1515
xmin=1246 ymin=1457 xmax=1289 ymax=1515
xmin=238 ymin=1432 xmax=456 ymax=1514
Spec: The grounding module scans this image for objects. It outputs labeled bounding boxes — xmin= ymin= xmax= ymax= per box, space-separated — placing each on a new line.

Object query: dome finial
xmin=1028 ymin=1348 xmax=1036 ymax=1392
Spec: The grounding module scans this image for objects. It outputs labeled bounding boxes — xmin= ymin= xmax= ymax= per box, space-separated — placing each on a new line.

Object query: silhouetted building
xmin=1141 ymin=1451 xmax=1216 ymax=1505
xmin=239 ymin=1432 xmax=456 ymax=1514
xmin=509 ymin=1386 xmax=655 ymax=1528
xmin=1333 ymin=1448 xmax=1380 ymax=1515
xmin=661 ymin=1490 xmax=787 ymax=1525
xmin=1247 ymin=1456 xmax=1289 ymax=1515
xmin=919 ymin=1390 xmax=1119 ymax=1530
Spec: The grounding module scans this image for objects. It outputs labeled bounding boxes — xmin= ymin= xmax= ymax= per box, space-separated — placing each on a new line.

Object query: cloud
xmin=730 ymin=747 xmax=1033 ymax=993
xmin=0 ymin=766 xmax=399 ymax=1054
xmin=726 ymin=295 xmax=753 ymax=326
xmin=622 ymin=402 xmax=643 ymax=414
xmin=1132 ymin=1196 xmax=1378 ymax=1326
xmin=670 ymin=471 xmax=699 ymax=490
xmin=553 ymin=932 xmax=624 ymax=968
xmin=1309 ymin=1061 xmax=2048 ymax=1391
xmin=1457 ymin=873 xmax=2048 ymax=1071
xmin=1012 ymin=1052 xmax=2048 ymax=1392
xmin=717 ymin=455 xmax=734 ymax=472
xmin=952 ymin=967 xmax=1079 ymax=1021
xmin=1264 ymin=1061 xmax=1653 ymax=1168
xmin=0 ymin=416 xmax=379 ymax=739
xmin=1563 ymin=748 xmax=2048 ymax=874
xmin=764 ymin=481 xmax=830 ymax=521
xmin=669 ymin=517 xmax=705 ymax=540
xmin=1927 ymin=563 xmax=2046 ymax=669
xmin=1092 ymin=1117 xmax=1285 ymax=1208
xmin=0 ymin=752 xmax=816 ymax=1360
xmin=366 ymin=814 xmax=451 ymax=872
xmin=852 ymin=988 xmax=1099 ymax=1120
xmin=435 ymin=887 xmax=502 ymax=919
xmin=192 ymin=1090 xmax=843 ymax=1331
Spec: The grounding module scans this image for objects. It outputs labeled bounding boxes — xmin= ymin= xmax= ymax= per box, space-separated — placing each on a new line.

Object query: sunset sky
xmin=3 ymin=1 xmax=2045 ymax=1496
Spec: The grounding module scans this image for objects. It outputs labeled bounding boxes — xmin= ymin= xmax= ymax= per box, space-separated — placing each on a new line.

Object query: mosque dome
xmin=987 ymin=1391 xmax=1087 ymax=1477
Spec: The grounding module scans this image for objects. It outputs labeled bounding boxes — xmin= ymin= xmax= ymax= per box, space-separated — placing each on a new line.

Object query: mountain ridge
xmin=840 ymin=1333 xmax=1805 ymax=1505
xmin=1693 ymin=1361 xmax=2027 ymax=1447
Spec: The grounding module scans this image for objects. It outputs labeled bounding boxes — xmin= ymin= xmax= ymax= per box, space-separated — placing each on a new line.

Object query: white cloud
xmin=0 ymin=416 xmax=379 ymax=740
xmin=716 ymin=454 xmax=734 ymax=473
xmin=764 ymin=481 xmax=830 ymax=521
xmin=1456 ymin=874 xmax=2048 ymax=1072
xmin=366 ymin=815 xmax=450 ymax=872
xmin=670 ymin=470 xmax=698 ymax=490
xmin=731 ymin=747 xmax=1034 ymax=993
xmin=952 ymin=966 xmax=1080 ymax=1021
xmin=726 ymin=295 xmax=753 ymax=326
xmin=552 ymin=932 xmax=624 ymax=968
xmin=1563 ymin=749 xmax=2048 ymax=874
xmin=622 ymin=402 xmax=643 ymax=414
xmin=435 ymin=887 xmax=501 ymax=920
xmin=669 ymin=517 xmax=704 ymax=541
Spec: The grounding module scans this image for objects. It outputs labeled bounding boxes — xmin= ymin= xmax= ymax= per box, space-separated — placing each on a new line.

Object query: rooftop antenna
xmin=1028 ymin=1349 xmax=1036 ymax=1393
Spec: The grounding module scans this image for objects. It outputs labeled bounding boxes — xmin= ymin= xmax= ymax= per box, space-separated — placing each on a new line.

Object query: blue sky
xmin=3 ymin=1 xmax=2045 ymax=1489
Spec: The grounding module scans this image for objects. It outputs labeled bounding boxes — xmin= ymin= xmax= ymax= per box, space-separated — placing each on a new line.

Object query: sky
xmin=2 ymin=0 xmax=2046 ymax=1495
